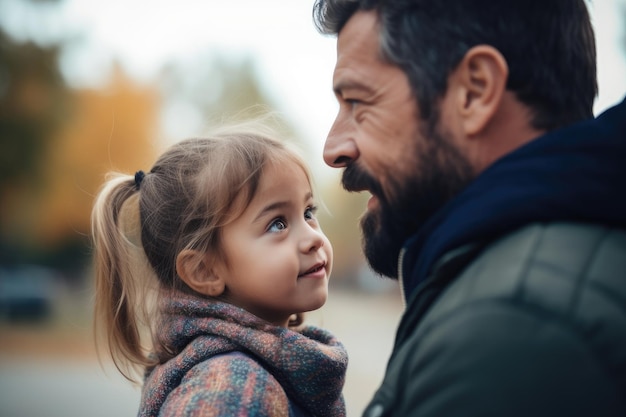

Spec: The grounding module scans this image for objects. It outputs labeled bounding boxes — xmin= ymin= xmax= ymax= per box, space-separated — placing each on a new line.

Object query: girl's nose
xmin=300 ymin=226 xmax=326 ymax=253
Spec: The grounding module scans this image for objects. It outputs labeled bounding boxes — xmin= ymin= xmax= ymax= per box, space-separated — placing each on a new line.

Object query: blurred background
xmin=0 ymin=0 xmax=624 ymax=416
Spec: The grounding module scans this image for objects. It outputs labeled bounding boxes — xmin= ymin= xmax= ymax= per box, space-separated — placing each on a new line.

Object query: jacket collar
xmin=400 ymin=98 xmax=626 ymax=302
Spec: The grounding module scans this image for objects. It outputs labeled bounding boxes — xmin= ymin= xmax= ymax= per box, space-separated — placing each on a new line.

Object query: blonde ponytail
xmin=91 ymin=174 xmax=157 ymax=382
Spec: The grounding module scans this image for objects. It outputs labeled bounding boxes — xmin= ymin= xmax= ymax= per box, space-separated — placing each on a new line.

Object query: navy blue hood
xmin=401 ymin=98 xmax=626 ymax=301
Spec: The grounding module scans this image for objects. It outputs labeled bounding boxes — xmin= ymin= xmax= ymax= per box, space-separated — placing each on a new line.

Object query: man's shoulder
xmin=428 ymin=222 xmax=626 ymax=323
xmin=467 ymin=222 xmax=626 ymax=299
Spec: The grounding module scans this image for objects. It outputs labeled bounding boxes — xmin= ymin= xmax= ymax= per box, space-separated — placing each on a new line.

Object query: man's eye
xmin=268 ymin=218 xmax=287 ymax=233
xmin=346 ymin=99 xmax=359 ymax=110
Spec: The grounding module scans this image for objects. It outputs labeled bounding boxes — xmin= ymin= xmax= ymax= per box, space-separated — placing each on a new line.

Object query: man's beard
xmin=342 ymin=127 xmax=474 ymax=279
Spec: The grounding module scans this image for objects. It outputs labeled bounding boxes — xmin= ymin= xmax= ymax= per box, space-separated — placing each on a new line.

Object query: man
xmin=313 ymin=0 xmax=626 ymax=416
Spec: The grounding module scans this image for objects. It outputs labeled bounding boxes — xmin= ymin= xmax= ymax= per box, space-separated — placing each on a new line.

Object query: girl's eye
xmin=305 ymin=205 xmax=318 ymax=221
xmin=267 ymin=218 xmax=287 ymax=233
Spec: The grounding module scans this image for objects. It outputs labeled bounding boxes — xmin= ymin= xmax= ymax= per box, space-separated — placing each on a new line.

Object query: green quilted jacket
xmin=364 ymin=223 xmax=626 ymax=416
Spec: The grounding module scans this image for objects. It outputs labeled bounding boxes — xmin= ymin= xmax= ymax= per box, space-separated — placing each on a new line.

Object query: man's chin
xmin=361 ymin=210 xmax=402 ymax=279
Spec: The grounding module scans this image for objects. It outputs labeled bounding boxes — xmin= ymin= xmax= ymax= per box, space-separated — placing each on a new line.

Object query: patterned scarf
xmin=138 ymin=290 xmax=348 ymax=416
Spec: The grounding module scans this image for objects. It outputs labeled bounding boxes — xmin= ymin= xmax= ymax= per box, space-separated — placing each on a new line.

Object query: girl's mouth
xmin=299 ymin=262 xmax=325 ymax=278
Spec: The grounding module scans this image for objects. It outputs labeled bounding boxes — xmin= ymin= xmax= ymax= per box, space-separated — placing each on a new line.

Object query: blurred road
xmin=0 ymin=357 xmax=141 ymax=417
xmin=0 ymin=287 xmax=404 ymax=417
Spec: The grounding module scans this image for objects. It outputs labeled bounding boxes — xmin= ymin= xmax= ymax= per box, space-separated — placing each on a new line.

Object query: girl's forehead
xmin=228 ymin=158 xmax=313 ymax=220
xmin=263 ymin=158 xmax=312 ymax=184
xmin=255 ymin=160 xmax=313 ymax=198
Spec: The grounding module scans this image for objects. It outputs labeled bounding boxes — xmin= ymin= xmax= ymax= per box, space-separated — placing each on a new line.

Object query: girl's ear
xmin=176 ymin=250 xmax=225 ymax=297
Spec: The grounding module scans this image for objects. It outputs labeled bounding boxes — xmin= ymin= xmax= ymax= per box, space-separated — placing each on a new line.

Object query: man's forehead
xmin=337 ymin=10 xmax=380 ymax=54
xmin=334 ymin=11 xmax=382 ymax=89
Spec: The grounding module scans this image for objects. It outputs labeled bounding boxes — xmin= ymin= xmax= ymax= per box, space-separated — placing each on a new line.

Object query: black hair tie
xmin=134 ymin=170 xmax=146 ymax=190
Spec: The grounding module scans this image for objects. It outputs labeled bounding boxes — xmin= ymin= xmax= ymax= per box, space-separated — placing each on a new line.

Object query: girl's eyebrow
xmin=253 ymin=192 xmax=314 ymax=223
xmin=254 ymin=201 xmax=289 ymax=223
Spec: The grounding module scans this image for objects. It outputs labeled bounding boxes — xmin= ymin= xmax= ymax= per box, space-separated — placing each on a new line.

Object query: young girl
xmin=91 ymin=129 xmax=348 ymax=417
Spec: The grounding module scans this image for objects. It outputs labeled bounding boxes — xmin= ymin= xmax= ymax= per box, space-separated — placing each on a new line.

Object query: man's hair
xmin=313 ymin=0 xmax=597 ymax=130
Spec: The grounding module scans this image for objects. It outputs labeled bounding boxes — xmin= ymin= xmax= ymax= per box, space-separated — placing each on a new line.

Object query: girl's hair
xmin=91 ymin=126 xmax=313 ymax=381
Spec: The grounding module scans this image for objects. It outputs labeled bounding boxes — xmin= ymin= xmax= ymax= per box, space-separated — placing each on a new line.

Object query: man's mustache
xmin=341 ymin=164 xmax=385 ymax=200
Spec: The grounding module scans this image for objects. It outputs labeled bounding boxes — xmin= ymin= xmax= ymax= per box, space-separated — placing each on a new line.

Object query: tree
xmin=0 ymin=3 xmax=71 ymax=267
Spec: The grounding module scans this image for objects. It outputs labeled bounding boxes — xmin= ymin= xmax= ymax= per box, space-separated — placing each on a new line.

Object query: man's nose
xmin=323 ymin=116 xmax=359 ymax=168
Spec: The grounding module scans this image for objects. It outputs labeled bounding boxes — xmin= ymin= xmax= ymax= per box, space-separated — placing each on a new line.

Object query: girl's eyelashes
xmin=267 ymin=217 xmax=287 ymax=233
xmin=266 ymin=206 xmax=318 ymax=233
xmin=305 ymin=205 xmax=318 ymax=221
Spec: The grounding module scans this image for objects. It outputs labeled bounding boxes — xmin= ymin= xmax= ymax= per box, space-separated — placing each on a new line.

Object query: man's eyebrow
xmin=333 ymin=79 xmax=375 ymax=97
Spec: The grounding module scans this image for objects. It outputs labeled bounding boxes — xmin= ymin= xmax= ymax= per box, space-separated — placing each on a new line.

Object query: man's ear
xmin=452 ymin=45 xmax=508 ymax=136
xmin=176 ymin=249 xmax=225 ymax=297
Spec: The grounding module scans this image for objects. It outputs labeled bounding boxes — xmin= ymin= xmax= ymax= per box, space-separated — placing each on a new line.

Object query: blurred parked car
xmin=0 ymin=265 xmax=61 ymax=322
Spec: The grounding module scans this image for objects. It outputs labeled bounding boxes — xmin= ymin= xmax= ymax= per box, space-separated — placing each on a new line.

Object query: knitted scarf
xmin=138 ymin=290 xmax=348 ymax=417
